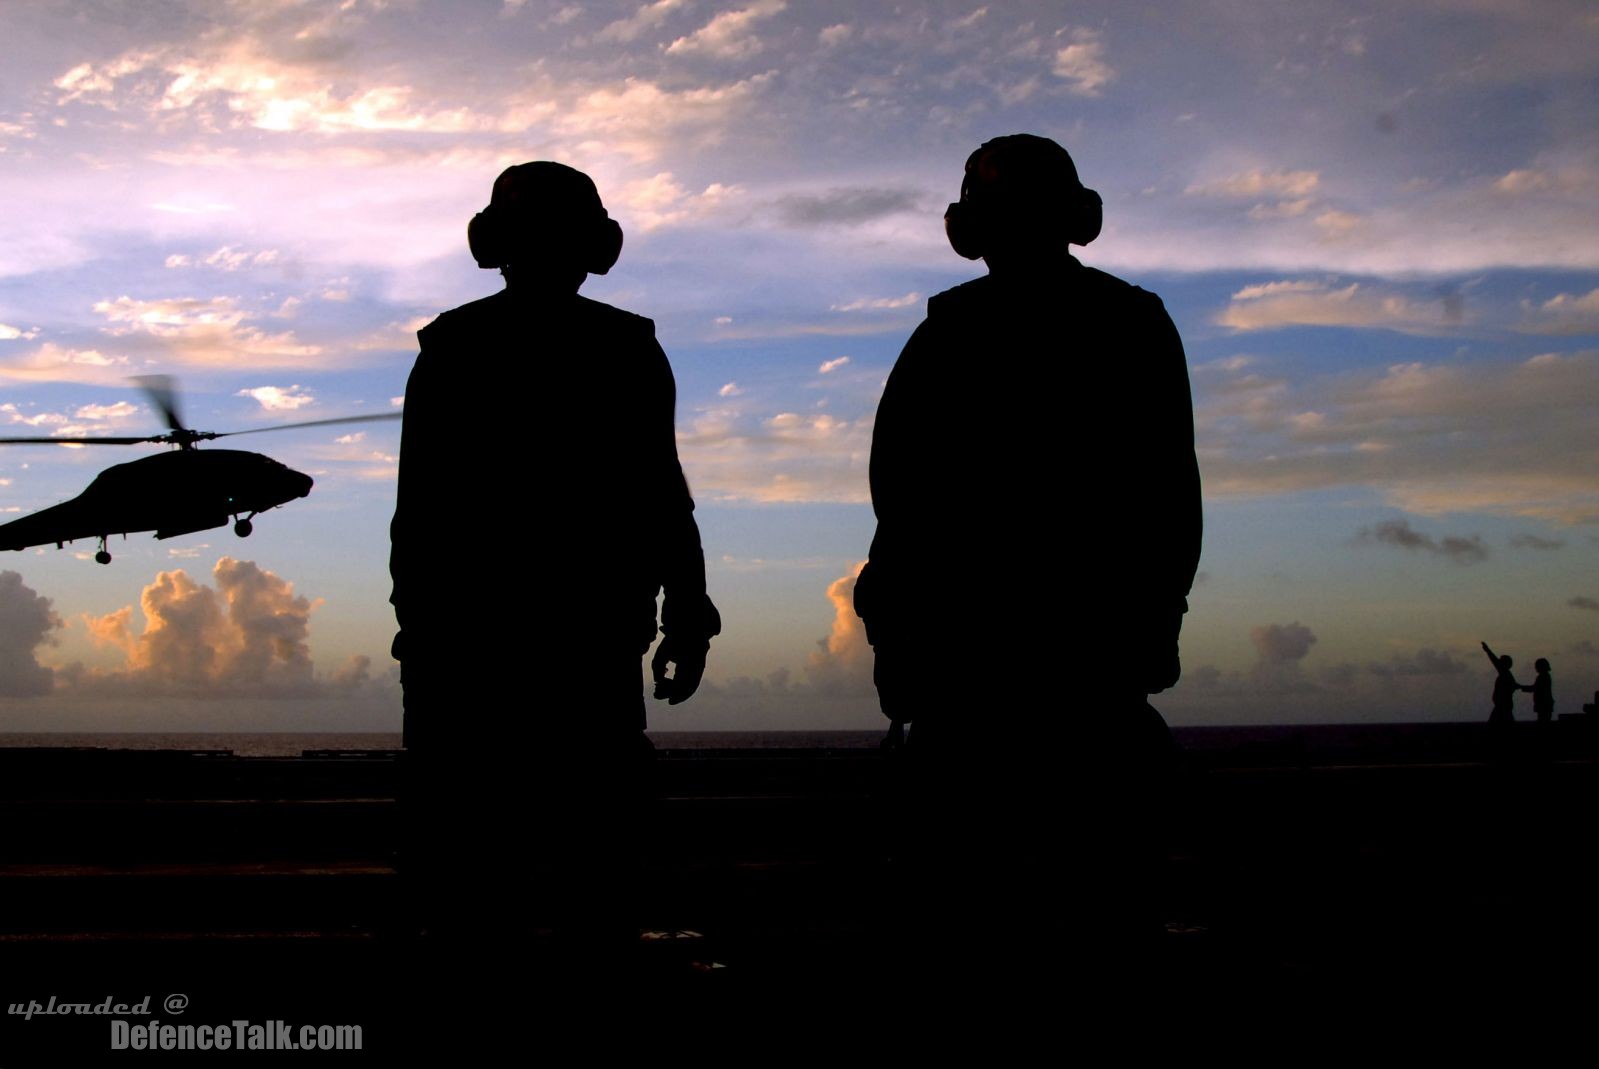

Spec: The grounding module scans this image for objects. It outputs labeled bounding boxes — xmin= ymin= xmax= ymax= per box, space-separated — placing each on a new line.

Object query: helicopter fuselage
xmin=0 ymin=449 xmax=314 ymax=555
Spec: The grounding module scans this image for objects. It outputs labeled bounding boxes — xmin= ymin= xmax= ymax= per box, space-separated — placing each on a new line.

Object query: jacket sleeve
xmin=1147 ymin=292 xmax=1203 ymax=608
xmin=643 ymin=329 xmax=720 ymax=643
xmin=388 ymin=321 xmax=443 ymax=659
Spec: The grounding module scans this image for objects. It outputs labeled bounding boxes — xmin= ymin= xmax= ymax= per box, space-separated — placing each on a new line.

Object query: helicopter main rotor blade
xmin=214 ymin=412 xmax=404 ymax=438
xmin=131 ymin=374 xmax=186 ymax=434
xmin=0 ymin=435 xmax=163 ymax=446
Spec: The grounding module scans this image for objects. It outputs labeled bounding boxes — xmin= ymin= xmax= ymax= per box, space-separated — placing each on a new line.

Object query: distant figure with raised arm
xmin=1482 ymin=641 xmax=1522 ymax=725
xmin=854 ymin=134 xmax=1202 ymax=968
xmin=389 ymin=162 xmax=720 ymax=960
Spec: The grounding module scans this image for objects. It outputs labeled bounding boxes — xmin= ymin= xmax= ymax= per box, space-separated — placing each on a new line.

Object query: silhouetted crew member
xmin=390 ymin=162 xmax=719 ymax=950
xmin=1528 ymin=657 xmax=1553 ymax=724
xmin=1481 ymin=642 xmax=1521 ymax=724
xmin=854 ymin=134 xmax=1202 ymax=967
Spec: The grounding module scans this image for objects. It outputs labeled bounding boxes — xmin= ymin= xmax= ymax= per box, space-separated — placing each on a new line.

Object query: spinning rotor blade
xmin=0 ymin=435 xmax=162 ymax=446
xmin=132 ymin=375 xmax=186 ymax=433
xmin=216 ymin=412 xmax=404 ymax=438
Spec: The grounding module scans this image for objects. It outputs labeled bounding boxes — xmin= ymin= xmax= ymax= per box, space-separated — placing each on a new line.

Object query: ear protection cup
xmin=1068 ymin=186 xmax=1102 ymax=247
xmin=944 ymin=201 xmax=984 ymax=260
xmin=468 ymin=206 xmax=504 ymax=269
xmin=466 ymin=202 xmax=625 ymax=273
xmin=586 ymin=215 xmax=623 ymax=275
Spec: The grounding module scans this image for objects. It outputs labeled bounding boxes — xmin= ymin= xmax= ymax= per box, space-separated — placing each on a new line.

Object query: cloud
xmin=74 ymin=401 xmax=138 ymax=421
xmin=1052 ymin=28 xmax=1114 ymax=96
xmin=666 ymin=0 xmax=786 ymax=60
xmin=1509 ymin=533 xmax=1565 ymax=550
xmin=818 ymin=23 xmax=852 ymax=48
xmin=596 ymin=0 xmax=689 ymax=43
xmin=1186 ymin=170 xmax=1322 ymax=200
xmin=1355 ymin=519 xmax=1489 ymax=564
xmin=612 ymin=172 xmax=742 ymax=230
xmin=802 ymin=563 xmax=873 ymax=694
xmin=94 ymin=296 xmax=322 ymax=368
xmin=1518 ymin=289 xmax=1599 ymax=335
xmin=717 ymin=382 xmax=742 ymax=397
xmin=1569 ymin=596 xmax=1599 ymax=612
xmin=817 ymin=357 xmax=851 ymax=374
xmin=1367 ymin=648 xmax=1468 ymax=677
xmin=1197 ymin=350 xmax=1599 ymax=522
xmin=775 ymin=187 xmax=920 ymax=227
xmin=1217 ymin=280 xmax=1465 ymax=334
xmin=1251 ymin=621 xmax=1317 ymax=665
xmin=237 ymin=385 xmax=315 ymax=412
xmin=830 ymin=293 xmax=919 ymax=312
xmin=0 ymin=571 xmax=61 ymax=697
xmin=0 ymin=342 xmax=133 ymax=385
xmin=679 ymin=402 xmax=872 ymax=504
xmin=75 ymin=558 xmax=355 ymax=698
xmin=549 ymin=73 xmax=773 ymax=163
xmin=175 ymin=246 xmax=282 ymax=272
xmin=0 ymin=323 xmax=40 ymax=341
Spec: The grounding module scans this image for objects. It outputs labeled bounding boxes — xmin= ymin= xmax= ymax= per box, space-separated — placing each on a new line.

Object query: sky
xmin=0 ymin=0 xmax=1597 ymax=732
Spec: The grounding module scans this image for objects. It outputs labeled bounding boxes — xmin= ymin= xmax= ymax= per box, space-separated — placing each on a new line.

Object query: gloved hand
xmin=651 ymin=634 xmax=709 ymax=704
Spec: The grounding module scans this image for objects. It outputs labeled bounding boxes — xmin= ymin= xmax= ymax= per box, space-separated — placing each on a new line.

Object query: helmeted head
xmin=943 ymin=134 xmax=1102 ymax=262
xmin=467 ymin=162 xmax=624 ymax=280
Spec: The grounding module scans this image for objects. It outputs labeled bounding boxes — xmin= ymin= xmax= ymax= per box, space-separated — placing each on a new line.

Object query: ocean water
xmin=0 ymin=721 xmax=1532 ymax=760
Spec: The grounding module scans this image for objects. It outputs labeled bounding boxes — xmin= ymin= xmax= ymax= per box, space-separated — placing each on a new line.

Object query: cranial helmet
xmin=467 ymin=162 xmax=624 ymax=275
xmin=943 ymin=134 xmax=1103 ymax=260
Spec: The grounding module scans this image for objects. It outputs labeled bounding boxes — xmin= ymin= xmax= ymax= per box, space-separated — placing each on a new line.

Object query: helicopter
xmin=0 ymin=377 xmax=400 ymax=564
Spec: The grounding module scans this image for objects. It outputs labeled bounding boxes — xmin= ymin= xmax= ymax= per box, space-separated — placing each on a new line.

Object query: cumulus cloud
xmin=1354 ymin=519 xmax=1489 ymax=564
xmin=818 ymin=23 xmax=852 ymax=48
xmin=0 ymin=323 xmax=40 ymax=341
xmin=665 ymin=0 xmax=787 ymax=60
xmin=817 ymin=356 xmax=851 ymax=374
xmin=237 ymin=385 xmax=314 ymax=412
xmin=679 ymin=401 xmax=872 ymax=504
xmin=612 ymin=171 xmax=742 ymax=230
xmin=76 ymin=558 xmax=369 ymax=698
xmin=0 ymin=571 xmax=60 ymax=697
xmin=1251 ymin=621 xmax=1317 ymax=666
xmin=1518 ymin=289 xmax=1599 ymax=335
xmin=802 ymin=563 xmax=873 ymax=693
xmin=1052 ymin=28 xmax=1114 ymax=95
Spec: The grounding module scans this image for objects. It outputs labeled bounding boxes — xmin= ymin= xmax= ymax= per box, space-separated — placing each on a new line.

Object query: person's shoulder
xmin=572 ymin=295 xmax=657 ymax=338
xmin=1078 ymin=265 xmax=1167 ymax=310
xmin=417 ymin=291 xmax=506 ymax=346
xmin=926 ymin=276 xmax=994 ymax=320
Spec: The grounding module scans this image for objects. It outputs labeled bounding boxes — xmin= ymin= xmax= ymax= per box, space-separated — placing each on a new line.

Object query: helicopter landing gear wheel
xmin=234 ymin=517 xmax=253 ymax=538
xmin=95 ymin=537 xmax=111 ymax=565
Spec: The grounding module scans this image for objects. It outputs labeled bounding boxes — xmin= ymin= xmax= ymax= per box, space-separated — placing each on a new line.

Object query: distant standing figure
xmin=1481 ymin=641 xmax=1522 ymax=724
xmin=1527 ymin=657 xmax=1554 ymax=724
